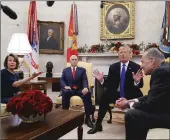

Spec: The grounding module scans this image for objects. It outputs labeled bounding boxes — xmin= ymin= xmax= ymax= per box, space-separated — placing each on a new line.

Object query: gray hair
xmin=113 ymin=11 xmax=121 ymax=17
xmin=48 ymin=29 xmax=54 ymax=33
xmin=69 ymin=55 xmax=78 ymax=61
xmin=144 ymin=48 xmax=165 ymax=62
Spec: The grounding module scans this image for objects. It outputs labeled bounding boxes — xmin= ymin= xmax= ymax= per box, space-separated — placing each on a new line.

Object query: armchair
xmin=165 ymin=58 xmax=170 ymax=62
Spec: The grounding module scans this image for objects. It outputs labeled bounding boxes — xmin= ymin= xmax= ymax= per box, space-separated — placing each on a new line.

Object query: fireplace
xmin=95 ymin=75 xmax=107 ymax=105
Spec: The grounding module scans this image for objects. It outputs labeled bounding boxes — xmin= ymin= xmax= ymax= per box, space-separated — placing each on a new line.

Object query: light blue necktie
xmin=120 ymin=64 xmax=126 ymax=97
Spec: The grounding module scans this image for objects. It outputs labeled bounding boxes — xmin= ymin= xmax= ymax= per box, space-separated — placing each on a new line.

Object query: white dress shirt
xmin=117 ymin=61 xmax=129 ymax=91
xmin=47 ymin=36 xmax=51 ymax=41
xmin=71 ymin=66 xmax=77 ymax=72
xmin=129 ymin=99 xmax=139 ymax=109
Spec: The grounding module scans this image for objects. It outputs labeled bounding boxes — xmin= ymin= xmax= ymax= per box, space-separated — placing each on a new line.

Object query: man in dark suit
xmin=60 ymin=55 xmax=93 ymax=128
xmin=116 ymin=48 xmax=170 ymax=140
xmin=88 ymin=46 xmax=144 ymax=134
xmin=40 ymin=29 xmax=59 ymax=50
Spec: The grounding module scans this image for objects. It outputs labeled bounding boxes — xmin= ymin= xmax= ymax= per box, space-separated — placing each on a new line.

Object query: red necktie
xmin=72 ymin=67 xmax=76 ymax=79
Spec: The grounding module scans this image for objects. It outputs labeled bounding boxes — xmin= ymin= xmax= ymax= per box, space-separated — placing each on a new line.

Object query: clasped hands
xmin=115 ymin=98 xmax=129 ymax=110
xmin=64 ymin=86 xmax=88 ymax=95
xmin=115 ymin=98 xmax=136 ymax=110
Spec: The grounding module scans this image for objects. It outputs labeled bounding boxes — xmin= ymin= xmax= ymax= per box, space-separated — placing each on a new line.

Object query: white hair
xmin=48 ymin=29 xmax=54 ymax=33
xmin=145 ymin=48 xmax=165 ymax=62
xmin=69 ymin=55 xmax=78 ymax=61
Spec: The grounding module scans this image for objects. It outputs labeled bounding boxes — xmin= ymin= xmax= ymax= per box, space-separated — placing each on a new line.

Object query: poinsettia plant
xmin=107 ymin=42 xmax=123 ymax=51
xmin=6 ymin=90 xmax=53 ymax=118
xmin=88 ymin=44 xmax=105 ymax=53
xmin=145 ymin=43 xmax=159 ymax=51
xmin=129 ymin=44 xmax=140 ymax=55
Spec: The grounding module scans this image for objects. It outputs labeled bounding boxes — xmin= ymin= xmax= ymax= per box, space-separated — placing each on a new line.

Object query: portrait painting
xmin=100 ymin=1 xmax=135 ymax=40
xmin=37 ymin=21 xmax=64 ymax=54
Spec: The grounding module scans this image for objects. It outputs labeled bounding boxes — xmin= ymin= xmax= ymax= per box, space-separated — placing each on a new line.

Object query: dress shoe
xmin=85 ymin=118 xmax=93 ymax=128
xmin=87 ymin=123 xmax=103 ymax=134
xmin=107 ymin=119 xmax=112 ymax=124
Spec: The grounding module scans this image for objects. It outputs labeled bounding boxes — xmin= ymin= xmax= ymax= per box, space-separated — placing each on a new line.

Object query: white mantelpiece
xmin=78 ymin=53 xmax=143 ymax=86
xmin=78 ymin=53 xmax=143 ymax=66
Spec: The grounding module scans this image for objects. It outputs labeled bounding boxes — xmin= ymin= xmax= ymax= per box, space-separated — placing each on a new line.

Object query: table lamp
xmin=7 ymin=33 xmax=32 ymax=79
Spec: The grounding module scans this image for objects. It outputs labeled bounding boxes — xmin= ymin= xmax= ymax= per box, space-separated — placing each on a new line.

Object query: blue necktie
xmin=120 ymin=64 xmax=126 ymax=97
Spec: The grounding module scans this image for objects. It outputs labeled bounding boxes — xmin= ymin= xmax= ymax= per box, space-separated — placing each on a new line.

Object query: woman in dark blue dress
xmin=1 ymin=53 xmax=42 ymax=104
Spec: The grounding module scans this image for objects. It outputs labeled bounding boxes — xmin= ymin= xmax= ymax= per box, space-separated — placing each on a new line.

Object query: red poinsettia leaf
xmin=6 ymin=90 xmax=53 ymax=118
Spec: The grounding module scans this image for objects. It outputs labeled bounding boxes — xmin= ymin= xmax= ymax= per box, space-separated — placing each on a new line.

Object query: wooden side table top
xmin=1 ymin=109 xmax=84 ymax=140
xmin=24 ymin=80 xmax=47 ymax=84
xmin=38 ymin=77 xmax=60 ymax=83
xmin=20 ymin=80 xmax=47 ymax=94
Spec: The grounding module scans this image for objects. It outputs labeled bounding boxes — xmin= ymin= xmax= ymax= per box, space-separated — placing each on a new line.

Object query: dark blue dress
xmin=1 ymin=69 xmax=20 ymax=104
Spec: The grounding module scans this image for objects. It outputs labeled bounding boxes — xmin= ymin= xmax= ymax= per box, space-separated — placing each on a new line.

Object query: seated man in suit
xmin=88 ymin=45 xmax=144 ymax=134
xmin=116 ymin=48 xmax=170 ymax=140
xmin=60 ymin=55 xmax=93 ymax=128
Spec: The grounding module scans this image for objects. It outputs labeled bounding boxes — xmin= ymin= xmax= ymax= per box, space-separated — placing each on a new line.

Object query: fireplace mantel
xmin=78 ymin=53 xmax=143 ymax=62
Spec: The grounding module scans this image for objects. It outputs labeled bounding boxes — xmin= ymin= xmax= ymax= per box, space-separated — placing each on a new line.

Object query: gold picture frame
xmin=37 ymin=20 xmax=64 ymax=54
xmin=100 ymin=1 xmax=135 ymax=40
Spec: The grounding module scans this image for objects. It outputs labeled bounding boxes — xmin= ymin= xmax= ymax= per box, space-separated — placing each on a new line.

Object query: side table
xmin=20 ymin=80 xmax=47 ymax=94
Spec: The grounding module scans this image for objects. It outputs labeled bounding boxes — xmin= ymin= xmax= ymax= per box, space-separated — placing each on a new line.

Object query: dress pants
xmin=125 ymin=109 xmax=170 ymax=140
xmin=96 ymin=91 xmax=120 ymax=124
xmin=62 ymin=89 xmax=93 ymax=118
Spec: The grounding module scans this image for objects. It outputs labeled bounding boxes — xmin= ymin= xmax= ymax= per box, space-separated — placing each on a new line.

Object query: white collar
xmin=71 ymin=66 xmax=77 ymax=70
xmin=121 ymin=61 xmax=129 ymax=67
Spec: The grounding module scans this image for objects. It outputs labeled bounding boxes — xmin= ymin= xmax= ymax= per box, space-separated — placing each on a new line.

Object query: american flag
xmin=24 ymin=1 xmax=39 ymax=74
xmin=67 ymin=3 xmax=79 ymax=62
xmin=159 ymin=1 xmax=170 ymax=58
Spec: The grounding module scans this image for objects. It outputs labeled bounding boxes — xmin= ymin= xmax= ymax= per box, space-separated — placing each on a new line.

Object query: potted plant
xmin=6 ymin=90 xmax=53 ymax=123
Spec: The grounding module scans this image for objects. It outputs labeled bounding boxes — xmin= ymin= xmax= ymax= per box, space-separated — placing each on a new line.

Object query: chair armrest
xmin=58 ymin=90 xmax=62 ymax=97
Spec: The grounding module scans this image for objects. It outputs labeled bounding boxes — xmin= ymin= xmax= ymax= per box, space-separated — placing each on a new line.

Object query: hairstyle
xmin=4 ymin=53 xmax=19 ymax=69
xmin=118 ymin=45 xmax=132 ymax=54
xmin=144 ymin=48 xmax=165 ymax=62
xmin=70 ymin=55 xmax=78 ymax=61
xmin=113 ymin=11 xmax=121 ymax=17
xmin=48 ymin=29 xmax=54 ymax=33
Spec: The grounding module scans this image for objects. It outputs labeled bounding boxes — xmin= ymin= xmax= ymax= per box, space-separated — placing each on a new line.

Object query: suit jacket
xmin=104 ymin=61 xmax=143 ymax=101
xmin=60 ymin=67 xmax=88 ymax=90
xmin=40 ymin=37 xmax=59 ymax=50
xmin=133 ymin=62 xmax=170 ymax=114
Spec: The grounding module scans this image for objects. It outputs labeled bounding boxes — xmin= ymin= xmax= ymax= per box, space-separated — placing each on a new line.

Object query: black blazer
xmin=104 ymin=61 xmax=143 ymax=102
xmin=40 ymin=37 xmax=59 ymax=50
xmin=133 ymin=62 xmax=170 ymax=114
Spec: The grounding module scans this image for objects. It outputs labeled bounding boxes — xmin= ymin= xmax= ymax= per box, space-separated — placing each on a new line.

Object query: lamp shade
xmin=7 ymin=33 xmax=32 ymax=55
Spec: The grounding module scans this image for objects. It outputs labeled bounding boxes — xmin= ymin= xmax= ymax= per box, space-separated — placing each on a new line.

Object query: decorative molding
xmin=78 ymin=52 xmax=143 ymax=57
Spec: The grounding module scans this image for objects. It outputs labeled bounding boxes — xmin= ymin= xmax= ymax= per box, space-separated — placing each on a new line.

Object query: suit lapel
xmin=126 ymin=61 xmax=132 ymax=76
xmin=69 ymin=67 xmax=74 ymax=80
xmin=75 ymin=67 xmax=79 ymax=79
xmin=118 ymin=62 xmax=121 ymax=77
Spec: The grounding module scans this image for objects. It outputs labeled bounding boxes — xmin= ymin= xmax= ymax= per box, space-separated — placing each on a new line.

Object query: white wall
xmin=1 ymin=1 xmax=165 ymax=73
